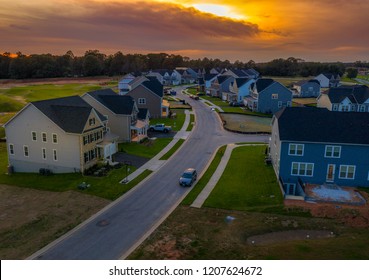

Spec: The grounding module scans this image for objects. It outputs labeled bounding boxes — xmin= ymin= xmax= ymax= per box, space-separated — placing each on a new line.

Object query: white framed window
xmin=42 ymin=132 xmax=47 ymax=143
xmin=53 ymin=149 xmax=57 ymax=161
xmin=288 ymin=144 xmax=304 ymax=156
xmin=9 ymin=144 xmax=14 ymax=155
xmin=339 ymin=165 xmax=355 ymax=179
xmin=138 ymin=98 xmax=146 ymax=105
xmin=287 ymin=101 xmax=292 ymax=107
xmin=52 ymin=133 xmax=58 ymax=144
xmin=325 ymin=145 xmax=341 ymax=158
xmin=23 ymin=145 xmax=29 ymax=157
xmin=89 ymin=118 xmax=96 ymax=126
xmin=42 ymin=148 xmax=46 ymax=160
xmin=31 ymin=131 xmax=37 ymax=141
xmin=272 ymin=94 xmax=278 ymax=99
xmin=291 ymin=162 xmax=314 ymax=176
xmin=333 ymin=104 xmax=338 ymax=111
xmin=278 ymin=101 xmax=282 ymax=108
xmin=360 ymin=105 xmax=365 ymax=112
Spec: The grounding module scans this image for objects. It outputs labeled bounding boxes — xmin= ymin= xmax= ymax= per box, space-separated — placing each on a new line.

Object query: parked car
xmin=149 ymin=123 xmax=172 ymax=133
xmin=179 ymin=168 xmax=197 ymax=187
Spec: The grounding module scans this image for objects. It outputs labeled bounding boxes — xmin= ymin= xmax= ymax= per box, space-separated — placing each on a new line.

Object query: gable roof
xmin=217 ymin=75 xmax=233 ymax=84
xmin=31 ymin=95 xmax=105 ymax=134
xmin=327 ymin=85 xmax=369 ymax=104
xmin=86 ymin=88 xmax=136 ymax=115
xmin=275 ymin=107 xmax=369 ymax=145
xmin=255 ymin=78 xmax=275 ymax=92
xmin=138 ymin=108 xmax=149 ymax=120
xmin=235 ymin=77 xmax=252 ymax=88
xmin=142 ymin=79 xmax=163 ymax=97
xmin=204 ymin=73 xmax=218 ymax=81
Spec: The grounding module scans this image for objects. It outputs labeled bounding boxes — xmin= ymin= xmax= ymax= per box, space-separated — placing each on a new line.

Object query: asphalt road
xmin=31 ymin=86 xmax=269 ymax=260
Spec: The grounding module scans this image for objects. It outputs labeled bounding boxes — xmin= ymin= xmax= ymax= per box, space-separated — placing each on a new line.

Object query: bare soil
xmin=0 ymin=184 xmax=109 ymax=259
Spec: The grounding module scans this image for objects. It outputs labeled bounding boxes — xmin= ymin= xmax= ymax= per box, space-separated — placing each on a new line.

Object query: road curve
xmin=30 ymin=87 xmax=269 ymax=260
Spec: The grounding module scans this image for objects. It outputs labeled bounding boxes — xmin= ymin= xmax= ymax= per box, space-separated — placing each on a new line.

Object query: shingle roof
xmin=32 ymin=95 xmax=104 ymax=134
xmin=255 ymin=78 xmax=275 ymax=92
xmin=235 ymin=77 xmax=251 ymax=88
xmin=86 ymin=88 xmax=135 ymax=115
xmin=138 ymin=108 xmax=149 ymax=120
xmin=275 ymin=107 xmax=369 ymax=145
xmin=142 ymin=79 xmax=163 ymax=97
xmin=204 ymin=73 xmax=217 ymax=81
xmin=327 ymin=85 xmax=369 ymax=104
xmin=198 ymin=78 xmax=204 ymax=85
xmin=217 ymin=75 xmax=232 ymax=84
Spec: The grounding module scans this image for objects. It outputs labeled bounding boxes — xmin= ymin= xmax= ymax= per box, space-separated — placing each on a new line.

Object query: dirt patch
xmin=285 ymin=191 xmax=369 ymax=228
xmin=220 ymin=113 xmax=271 ymax=133
xmin=0 ymin=184 xmax=110 ymax=259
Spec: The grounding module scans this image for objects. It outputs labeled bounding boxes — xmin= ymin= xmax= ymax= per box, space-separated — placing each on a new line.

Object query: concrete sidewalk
xmin=191 ymin=143 xmax=265 ymax=208
xmin=119 ymin=110 xmax=193 ymax=183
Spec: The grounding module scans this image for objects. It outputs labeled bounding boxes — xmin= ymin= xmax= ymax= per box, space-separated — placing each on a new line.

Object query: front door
xmin=326 ymin=164 xmax=335 ymax=182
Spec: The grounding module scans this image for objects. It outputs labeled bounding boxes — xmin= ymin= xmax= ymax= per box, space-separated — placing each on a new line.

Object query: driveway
xmin=30 ymin=86 xmax=269 ymax=260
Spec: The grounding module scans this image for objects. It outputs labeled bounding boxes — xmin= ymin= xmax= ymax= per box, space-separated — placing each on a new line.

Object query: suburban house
xmin=244 ymin=78 xmax=292 ymax=114
xmin=126 ymin=77 xmax=168 ymax=118
xmin=198 ymin=73 xmax=218 ymax=94
xmin=118 ymin=73 xmax=136 ymax=95
xmin=208 ymin=75 xmax=234 ymax=98
xmin=146 ymin=69 xmax=180 ymax=86
xmin=270 ymin=107 xmax=369 ymax=196
xmin=314 ymin=73 xmax=340 ymax=88
xmin=3 ymin=96 xmax=119 ymax=174
xmin=317 ymin=85 xmax=369 ymax=112
xmin=82 ymin=89 xmax=149 ymax=143
xmin=292 ymin=79 xmax=321 ymax=97
xmin=175 ymin=67 xmax=197 ymax=84
xmin=224 ymin=77 xmax=255 ymax=103
xmin=223 ymin=68 xmax=260 ymax=79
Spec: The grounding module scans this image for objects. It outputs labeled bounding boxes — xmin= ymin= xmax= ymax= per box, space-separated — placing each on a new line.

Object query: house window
xmin=288 ymin=144 xmax=304 ymax=156
xmin=272 ymin=94 xmax=278 ymax=99
xmin=52 ymin=133 xmax=58 ymax=144
xmin=42 ymin=148 xmax=46 ymax=160
xmin=84 ymin=152 xmax=89 ymax=163
xmin=53 ymin=149 xmax=57 ymax=161
xmin=333 ymin=104 xmax=338 ymax=111
xmin=32 ymin=131 xmax=37 ymax=141
xmin=287 ymin=101 xmax=292 ymax=107
xmin=341 ymin=105 xmax=349 ymax=112
xmin=278 ymin=101 xmax=282 ymax=108
xmin=339 ymin=165 xmax=355 ymax=179
xmin=360 ymin=105 xmax=365 ymax=112
xmin=325 ymin=145 xmax=341 ymax=158
xmin=24 ymin=146 xmax=29 ymax=157
xmin=138 ymin=98 xmax=146 ymax=105
xmin=291 ymin=162 xmax=314 ymax=176
xmin=9 ymin=144 xmax=14 ymax=155
xmin=42 ymin=132 xmax=47 ymax=143
xmin=89 ymin=118 xmax=95 ymax=126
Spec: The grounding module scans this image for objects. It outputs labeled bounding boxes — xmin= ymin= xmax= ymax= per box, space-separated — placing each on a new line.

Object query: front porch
xmin=244 ymin=96 xmax=258 ymax=111
xmin=131 ymin=120 xmax=149 ymax=143
xmin=162 ymin=99 xmax=170 ymax=118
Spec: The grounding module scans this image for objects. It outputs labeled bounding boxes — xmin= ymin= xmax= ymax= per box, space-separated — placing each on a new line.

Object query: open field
xmin=220 ymin=113 xmax=271 ymax=133
xmin=0 ymin=184 xmax=110 ymax=259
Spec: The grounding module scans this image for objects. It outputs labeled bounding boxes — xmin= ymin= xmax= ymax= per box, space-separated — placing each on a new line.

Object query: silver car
xmin=179 ymin=168 xmax=197 ymax=187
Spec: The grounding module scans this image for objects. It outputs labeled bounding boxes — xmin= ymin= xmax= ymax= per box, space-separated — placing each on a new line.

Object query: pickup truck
xmin=149 ymin=123 xmax=172 ymax=133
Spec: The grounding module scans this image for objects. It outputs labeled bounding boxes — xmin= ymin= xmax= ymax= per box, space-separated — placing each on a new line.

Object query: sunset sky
xmin=1 ymin=0 xmax=369 ymax=62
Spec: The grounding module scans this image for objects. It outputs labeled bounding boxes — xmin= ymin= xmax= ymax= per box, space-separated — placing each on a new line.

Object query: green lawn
xmin=119 ymin=138 xmax=172 ymax=159
xmin=203 ymin=145 xmax=283 ymax=210
xmin=150 ymin=109 xmax=186 ymax=131
xmin=159 ymin=139 xmax=185 ymax=160
xmin=186 ymin=114 xmax=195 ymax=131
xmin=182 ymin=145 xmax=227 ymax=205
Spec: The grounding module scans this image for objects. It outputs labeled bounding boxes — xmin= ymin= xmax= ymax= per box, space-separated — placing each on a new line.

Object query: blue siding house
xmin=293 ymin=79 xmax=321 ymax=97
xmin=270 ymin=107 xmax=369 ymax=195
xmin=244 ymin=78 xmax=292 ymax=114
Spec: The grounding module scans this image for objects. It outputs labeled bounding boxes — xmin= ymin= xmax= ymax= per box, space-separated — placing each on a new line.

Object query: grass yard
xmin=119 ymin=138 xmax=172 ymax=159
xmin=220 ymin=113 xmax=271 ymax=133
xmin=186 ymin=113 xmax=195 ymax=131
xmin=150 ymin=109 xmax=186 ymax=131
xmin=204 ymin=145 xmax=283 ymax=210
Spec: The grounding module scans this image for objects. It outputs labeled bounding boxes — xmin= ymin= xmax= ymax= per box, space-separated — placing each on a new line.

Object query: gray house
xmin=127 ymin=78 xmax=168 ymax=118
xmin=82 ymin=89 xmax=149 ymax=143
xmin=293 ymin=79 xmax=321 ymax=97
xmin=209 ymin=75 xmax=234 ymax=98
xmin=317 ymin=85 xmax=369 ymax=112
xmin=314 ymin=73 xmax=340 ymax=88
xmin=4 ymin=96 xmax=118 ymax=174
xmin=244 ymin=78 xmax=292 ymax=114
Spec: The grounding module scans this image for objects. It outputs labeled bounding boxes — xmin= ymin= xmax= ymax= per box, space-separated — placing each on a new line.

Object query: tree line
xmin=0 ymin=50 xmax=362 ymax=79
